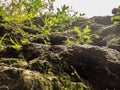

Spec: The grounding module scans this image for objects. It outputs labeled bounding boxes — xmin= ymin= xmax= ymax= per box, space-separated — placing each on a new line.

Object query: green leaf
xmin=83 ymin=35 xmax=90 ymax=39
xmin=10 ymin=38 xmax=17 ymax=45
xmin=21 ymin=39 xmax=30 ymax=45
xmin=74 ymin=26 xmax=81 ymax=36
xmin=43 ymin=40 xmax=51 ymax=45
xmin=83 ymin=26 xmax=91 ymax=33
xmin=10 ymin=38 xmax=21 ymax=50
xmin=112 ymin=15 xmax=120 ymax=20
xmin=0 ymin=33 xmax=7 ymax=45
xmin=93 ymin=34 xmax=100 ymax=38
xmin=35 ymin=0 xmax=42 ymax=7
xmin=86 ymin=39 xmax=92 ymax=44
xmin=12 ymin=45 xmax=21 ymax=50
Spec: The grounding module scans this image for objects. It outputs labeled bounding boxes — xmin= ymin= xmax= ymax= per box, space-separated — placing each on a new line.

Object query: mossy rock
xmin=0 ymin=58 xmax=28 ymax=68
xmin=0 ymin=66 xmax=89 ymax=90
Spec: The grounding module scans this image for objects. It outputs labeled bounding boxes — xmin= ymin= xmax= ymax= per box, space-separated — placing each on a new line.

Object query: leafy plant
xmin=37 ymin=3 xmax=78 ymax=42
xmin=65 ymin=26 xmax=99 ymax=46
xmin=111 ymin=6 xmax=120 ymax=25
xmin=0 ymin=0 xmax=96 ymax=47
xmin=53 ymin=5 xmax=78 ymax=30
xmin=9 ymin=37 xmax=30 ymax=50
xmin=75 ymin=26 xmax=92 ymax=44
xmin=0 ymin=33 xmax=7 ymax=51
xmin=10 ymin=38 xmax=21 ymax=50
xmin=0 ymin=0 xmax=43 ymax=22
xmin=43 ymin=40 xmax=51 ymax=45
xmin=65 ymin=39 xmax=74 ymax=46
xmin=21 ymin=38 xmax=30 ymax=45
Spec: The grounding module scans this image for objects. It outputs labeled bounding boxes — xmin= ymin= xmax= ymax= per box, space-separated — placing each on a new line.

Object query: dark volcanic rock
xmin=21 ymin=44 xmax=40 ymax=60
xmin=31 ymin=34 xmax=67 ymax=45
xmin=49 ymin=34 xmax=67 ymax=45
xmin=90 ymin=16 xmax=113 ymax=25
xmin=89 ymin=16 xmax=120 ymax=52
xmin=0 ymin=46 xmax=20 ymax=58
xmin=31 ymin=37 xmax=46 ymax=44
xmin=25 ymin=43 xmax=120 ymax=90
xmin=0 ymin=15 xmax=120 ymax=90
xmin=0 ymin=43 xmax=120 ymax=90
xmin=0 ymin=25 xmax=12 ymax=36
xmin=59 ymin=45 xmax=120 ymax=90
xmin=0 ymin=56 xmax=88 ymax=90
xmin=91 ymin=24 xmax=120 ymax=51
xmin=45 ymin=44 xmax=120 ymax=90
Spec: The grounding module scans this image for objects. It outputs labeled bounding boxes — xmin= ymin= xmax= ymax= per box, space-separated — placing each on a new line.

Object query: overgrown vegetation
xmin=0 ymin=0 xmax=98 ymax=50
xmin=0 ymin=0 xmax=44 ymax=22
xmin=111 ymin=6 xmax=120 ymax=25
xmin=2 ymin=1 xmax=119 ymax=90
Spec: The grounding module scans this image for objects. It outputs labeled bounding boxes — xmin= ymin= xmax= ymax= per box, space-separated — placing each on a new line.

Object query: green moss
xmin=0 ymin=58 xmax=28 ymax=67
xmin=20 ymin=69 xmax=89 ymax=90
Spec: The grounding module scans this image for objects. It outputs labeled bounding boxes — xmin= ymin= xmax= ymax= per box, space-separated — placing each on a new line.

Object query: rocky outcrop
xmin=1 ymin=43 xmax=120 ymax=90
xmin=59 ymin=45 xmax=120 ymax=90
xmin=0 ymin=64 xmax=88 ymax=90
xmin=0 ymin=15 xmax=120 ymax=90
xmin=32 ymin=44 xmax=120 ymax=90
xmin=90 ymin=24 xmax=120 ymax=52
xmin=90 ymin=16 xmax=113 ymax=25
xmin=88 ymin=16 xmax=120 ymax=52
xmin=0 ymin=44 xmax=90 ymax=90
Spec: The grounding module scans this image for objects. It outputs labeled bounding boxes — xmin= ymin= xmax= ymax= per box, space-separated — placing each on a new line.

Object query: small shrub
xmin=65 ymin=26 xmax=99 ymax=46
xmin=111 ymin=6 xmax=120 ymax=25
xmin=0 ymin=0 xmax=97 ymax=47
xmin=0 ymin=0 xmax=44 ymax=22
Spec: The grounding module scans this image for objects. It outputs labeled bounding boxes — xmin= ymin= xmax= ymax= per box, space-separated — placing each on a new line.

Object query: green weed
xmin=0 ymin=33 xmax=7 ymax=51
xmin=10 ymin=37 xmax=21 ymax=50
xmin=65 ymin=26 xmax=99 ymax=46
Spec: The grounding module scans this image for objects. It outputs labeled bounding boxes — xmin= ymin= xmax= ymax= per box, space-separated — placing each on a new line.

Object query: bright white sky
xmin=54 ymin=0 xmax=120 ymax=18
